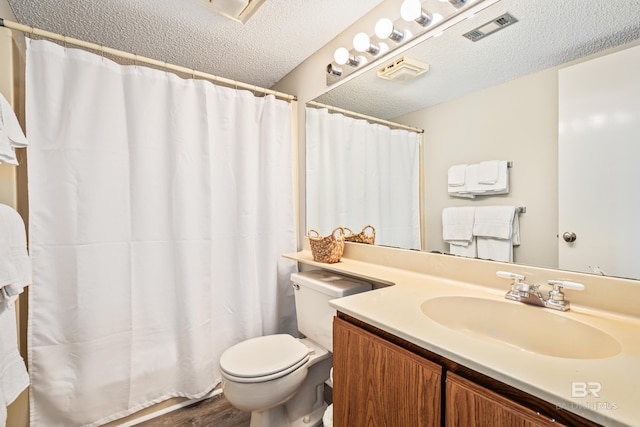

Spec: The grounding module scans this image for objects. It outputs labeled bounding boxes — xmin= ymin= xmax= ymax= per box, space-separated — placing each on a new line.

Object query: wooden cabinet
xmin=333 ymin=313 xmax=600 ymax=427
xmin=332 ymin=316 xmax=442 ymax=427
xmin=446 ymin=373 xmax=568 ymax=427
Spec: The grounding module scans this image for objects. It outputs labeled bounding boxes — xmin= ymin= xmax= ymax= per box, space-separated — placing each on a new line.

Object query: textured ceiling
xmin=6 ymin=0 xmax=382 ymax=89
xmin=6 ymin=0 xmax=640 ymax=120
xmin=316 ymin=0 xmax=640 ymax=120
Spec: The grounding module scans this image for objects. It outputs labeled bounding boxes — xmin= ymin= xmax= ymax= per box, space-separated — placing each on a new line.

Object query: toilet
xmin=219 ymin=270 xmax=372 ymax=427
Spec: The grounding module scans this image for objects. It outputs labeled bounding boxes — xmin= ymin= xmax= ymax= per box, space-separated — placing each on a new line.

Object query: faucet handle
xmin=545 ymin=280 xmax=584 ymax=311
xmin=547 ymin=280 xmax=585 ymax=291
xmin=498 ymin=271 xmax=530 ymax=300
xmin=497 ymin=271 xmax=528 ymax=291
xmin=497 ymin=271 xmax=525 ymax=281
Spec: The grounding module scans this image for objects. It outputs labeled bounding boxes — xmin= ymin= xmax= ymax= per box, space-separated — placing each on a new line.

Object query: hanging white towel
xmin=473 ymin=206 xmax=519 ymax=262
xmin=473 ymin=206 xmax=516 ymax=239
xmin=0 ymin=205 xmax=31 ymax=308
xmin=442 ymin=207 xmax=475 ymax=243
xmin=0 ymin=94 xmax=28 ymax=166
xmin=0 ymin=304 xmax=30 ymax=421
xmin=449 ymin=239 xmax=477 ymax=258
xmin=0 ymin=206 xmax=30 ymax=421
xmin=443 ymin=207 xmax=477 ymax=258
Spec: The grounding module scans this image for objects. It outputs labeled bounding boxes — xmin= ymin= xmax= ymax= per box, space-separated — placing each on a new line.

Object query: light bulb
xmin=375 ymin=18 xmax=394 ymax=39
xmin=353 ymin=32 xmax=380 ymax=55
xmin=375 ymin=18 xmax=406 ymax=43
xmin=353 ymin=33 xmax=371 ymax=52
xmin=333 ymin=47 xmax=360 ymax=67
xmin=333 ymin=47 xmax=350 ymax=65
xmin=400 ymin=0 xmax=422 ymax=21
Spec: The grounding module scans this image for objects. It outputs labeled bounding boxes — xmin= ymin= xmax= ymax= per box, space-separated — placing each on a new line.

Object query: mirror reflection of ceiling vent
xmin=197 ymin=0 xmax=265 ymax=23
xmin=463 ymin=13 xmax=518 ymax=42
xmin=377 ymin=56 xmax=430 ymax=82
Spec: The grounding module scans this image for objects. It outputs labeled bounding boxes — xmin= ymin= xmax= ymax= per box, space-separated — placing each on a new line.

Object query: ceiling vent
xmin=463 ymin=13 xmax=518 ymax=42
xmin=197 ymin=0 xmax=265 ymax=23
xmin=377 ymin=56 xmax=430 ymax=82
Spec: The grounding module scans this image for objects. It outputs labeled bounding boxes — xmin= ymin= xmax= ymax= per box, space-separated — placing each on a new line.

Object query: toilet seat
xmin=220 ymin=334 xmax=311 ymax=383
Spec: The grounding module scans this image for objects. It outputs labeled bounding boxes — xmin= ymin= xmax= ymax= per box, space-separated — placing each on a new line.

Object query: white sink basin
xmin=421 ymin=296 xmax=621 ymax=359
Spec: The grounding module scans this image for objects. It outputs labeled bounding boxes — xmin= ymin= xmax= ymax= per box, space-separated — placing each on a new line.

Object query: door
xmin=558 ymin=44 xmax=640 ymax=279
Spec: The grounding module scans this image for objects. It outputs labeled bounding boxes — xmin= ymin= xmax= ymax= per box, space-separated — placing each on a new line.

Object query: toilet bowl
xmin=221 ymin=335 xmax=331 ymax=427
xmin=219 ymin=270 xmax=372 ymax=427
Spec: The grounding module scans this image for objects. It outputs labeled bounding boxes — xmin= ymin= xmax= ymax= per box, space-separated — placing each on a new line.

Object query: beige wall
xmin=0 ymin=0 xmax=16 ymax=21
xmin=396 ymin=68 xmax=559 ymax=268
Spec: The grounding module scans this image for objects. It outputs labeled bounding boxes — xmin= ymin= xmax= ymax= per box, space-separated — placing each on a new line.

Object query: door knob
xmin=562 ymin=231 xmax=577 ymax=242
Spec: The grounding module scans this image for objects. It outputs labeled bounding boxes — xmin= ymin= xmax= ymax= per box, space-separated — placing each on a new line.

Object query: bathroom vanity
xmin=333 ymin=314 xmax=595 ymax=426
xmin=284 ymin=243 xmax=640 ymax=427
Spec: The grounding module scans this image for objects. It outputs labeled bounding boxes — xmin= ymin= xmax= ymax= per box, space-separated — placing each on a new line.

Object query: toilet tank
xmin=291 ymin=270 xmax=372 ymax=352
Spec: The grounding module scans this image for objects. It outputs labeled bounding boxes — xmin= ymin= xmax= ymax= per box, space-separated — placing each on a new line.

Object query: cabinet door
xmin=333 ymin=317 xmax=441 ymax=427
xmin=446 ymin=373 xmax=568 ymax=427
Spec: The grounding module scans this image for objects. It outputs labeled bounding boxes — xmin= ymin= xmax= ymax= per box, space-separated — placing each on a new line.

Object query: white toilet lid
xmin=220 ymin=334 xmax=311 ymax=380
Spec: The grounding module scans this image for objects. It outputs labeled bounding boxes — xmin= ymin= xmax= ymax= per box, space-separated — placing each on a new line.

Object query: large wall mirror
xmin=307 ymin=0 xmax=640 ymax=280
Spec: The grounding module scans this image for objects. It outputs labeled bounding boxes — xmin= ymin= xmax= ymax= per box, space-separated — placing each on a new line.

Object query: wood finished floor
xmin=137 ymin=394 xmax=251 ymax=427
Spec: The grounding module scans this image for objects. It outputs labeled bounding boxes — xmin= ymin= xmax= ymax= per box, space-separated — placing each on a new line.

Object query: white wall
xmin=396 ymin=68 xmax=559 ymax=268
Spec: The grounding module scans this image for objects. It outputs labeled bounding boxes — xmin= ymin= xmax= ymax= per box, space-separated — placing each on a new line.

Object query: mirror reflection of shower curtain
xmin=306 ymin=107 xmax=421 ymax=250
xmin=26 ymin=39 xmax=297 ymax=426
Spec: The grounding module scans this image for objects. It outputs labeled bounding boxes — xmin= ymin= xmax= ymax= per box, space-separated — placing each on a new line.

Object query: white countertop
xmin=284 ymin=250 xmax=640 ymax=427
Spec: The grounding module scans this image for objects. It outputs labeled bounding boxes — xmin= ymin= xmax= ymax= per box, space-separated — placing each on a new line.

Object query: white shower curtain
xmin=306 ymin=107 xmax=421 ymax=250
xmin=26 ymin=39 xmax=297 ymax=426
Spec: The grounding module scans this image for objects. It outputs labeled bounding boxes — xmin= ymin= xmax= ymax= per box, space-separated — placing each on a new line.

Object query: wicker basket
xmin=308 ymin=227 xmax=345 ymax=264
xmin=344 ymin=225 xmax=376 ymax=245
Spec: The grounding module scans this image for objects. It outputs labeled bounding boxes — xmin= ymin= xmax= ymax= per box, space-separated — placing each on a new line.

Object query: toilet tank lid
xmin=291 ymin=270 xmax=372 ymax=297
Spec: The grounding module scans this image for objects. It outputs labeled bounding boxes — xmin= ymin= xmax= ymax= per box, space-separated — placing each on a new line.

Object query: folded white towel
xmin=467 ymin=161 xmax=509 ymax=195
xmin=442 ymin=207 xmax=476 ymax=243
xmin=478 ymin=160 xmax=500 ymax=184
xmin=473 ymin=206 xmax=516 ymax=240
xmin=0 ymin=93 xmax=27 ymax=166
xmin=447 ymin=164 xmax=467 ymax=187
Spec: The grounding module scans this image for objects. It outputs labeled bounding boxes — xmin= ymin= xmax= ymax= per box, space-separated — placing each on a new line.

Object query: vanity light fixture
xmin=353 ymin=32 xmax=381 ymax=55
xmin=326 ymin=0 xmax=499 ymax=85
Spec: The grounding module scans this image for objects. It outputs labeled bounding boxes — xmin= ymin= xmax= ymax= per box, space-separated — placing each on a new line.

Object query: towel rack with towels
xmin=447 ymin=160 xmax=511 ymax=198
xmin=516 ymin=206 xmax=526 ymax=214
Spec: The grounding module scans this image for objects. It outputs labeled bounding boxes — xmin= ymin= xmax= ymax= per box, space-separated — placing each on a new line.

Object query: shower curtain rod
xmin=0 ymin=17 xmax=296 ymax=102
xmin=307 ymin=100 xmax=424 ymax=133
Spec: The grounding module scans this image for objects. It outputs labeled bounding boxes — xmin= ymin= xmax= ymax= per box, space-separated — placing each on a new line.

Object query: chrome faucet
xmin=497 ymin=271 xmax=585 ymax=311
